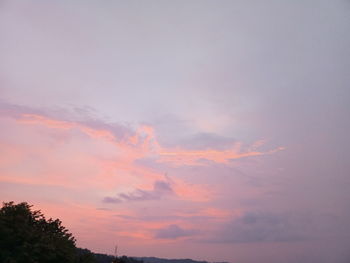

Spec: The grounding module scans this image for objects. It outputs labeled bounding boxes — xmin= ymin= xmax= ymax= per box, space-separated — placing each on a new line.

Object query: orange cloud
xmin=158 ymin=145 xmax=284 ymax=166
xmin=170 ymin=179 xmax=213 ymax=202
xmin=0 ymin=112 xmax=284 ymax=207
xmin=0 ymin=114 xmax=213 ymax=204
xmin=15 ymin=113 xmax=284 ymax=168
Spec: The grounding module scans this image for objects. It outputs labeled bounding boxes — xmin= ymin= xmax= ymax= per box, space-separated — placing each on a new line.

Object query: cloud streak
xmin=103 ymin=180 xmax=174 ymax=204
xmin=211 ymin=211 xmax=308 ymax=244
xmin=154 ymin=224 xmax=198 ymax=239
xmin=1 ymin=103 xmax=283 ymax=168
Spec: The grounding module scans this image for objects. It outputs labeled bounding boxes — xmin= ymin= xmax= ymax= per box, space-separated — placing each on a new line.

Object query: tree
xmin=0 ymin=201 xmax=93 ymax=263
xmin=76 ymin=248 xmax=97 ymax=263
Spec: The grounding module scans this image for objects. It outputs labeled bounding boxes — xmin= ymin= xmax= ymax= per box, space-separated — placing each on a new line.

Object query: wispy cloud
xmin=103 ymin=180 xmax=174 ymax=204
xmin=154 ymin=224 xmax=198 ymax=239
xmin=0 ymin=102 xmax=283 ymax=168
xmin=210 ymin=211 xmax=310 ymax=243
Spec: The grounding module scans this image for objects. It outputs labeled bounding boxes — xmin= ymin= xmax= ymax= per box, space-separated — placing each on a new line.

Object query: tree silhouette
xmin=0 ymin=201 xmax=94 ymax=263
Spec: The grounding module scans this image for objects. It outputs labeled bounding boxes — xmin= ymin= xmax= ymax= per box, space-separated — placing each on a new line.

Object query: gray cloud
xmin=0 ymin=100 xmax=136 ymax=143
xmin=211 ymin=211 xmax=310 ymax=243
xmin=0 ymin=100 xmax=46 ymax=118
xmin=103 ymin=180 xmax=174 ymax=204
xmin=154 ymin=224 xmax=198 ymax=239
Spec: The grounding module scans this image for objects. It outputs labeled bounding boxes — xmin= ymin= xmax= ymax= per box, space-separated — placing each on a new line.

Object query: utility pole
xmin=115 ymin=245 xmax=118 ymax=258
xmin=111 ymin=244 xmax=118 ymax=263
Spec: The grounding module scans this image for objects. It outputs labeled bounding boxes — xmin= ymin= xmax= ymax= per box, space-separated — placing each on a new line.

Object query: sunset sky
xmin=0 ymin=1 xmax=349 ymax=263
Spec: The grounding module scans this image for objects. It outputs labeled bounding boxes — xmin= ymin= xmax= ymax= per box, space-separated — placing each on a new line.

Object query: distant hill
xmin=88 ymin=252 xmax=142 ymax=263
xmin=136 ymin=256 xmax=229 ymax=263
xmin=91 ymin=252 xmax=114 ymax=263
xmin=137 ymin=257 xmax=206 ymax=263
xmin=87 ymin=252 xmax=229 ymax=263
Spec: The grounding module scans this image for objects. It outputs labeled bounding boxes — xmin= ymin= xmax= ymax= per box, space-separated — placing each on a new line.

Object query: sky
xmin=0 ymin=1 xmax=349 ymax=262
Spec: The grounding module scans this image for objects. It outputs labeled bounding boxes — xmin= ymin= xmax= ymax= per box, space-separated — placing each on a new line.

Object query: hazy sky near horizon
xmin=1 ymin=1 xmax=350 ymax=262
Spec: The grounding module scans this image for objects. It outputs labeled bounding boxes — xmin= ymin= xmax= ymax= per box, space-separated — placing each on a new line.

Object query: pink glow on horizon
xmin=0 ymin=110 xmax=285 ymax=259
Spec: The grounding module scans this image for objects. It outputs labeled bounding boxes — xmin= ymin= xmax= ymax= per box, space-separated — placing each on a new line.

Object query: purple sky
xmin=0 ymin=1 xmax=350 ymax=262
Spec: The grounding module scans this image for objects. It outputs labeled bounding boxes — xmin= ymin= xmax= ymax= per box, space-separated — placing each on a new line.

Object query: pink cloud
xmin=13 ymin=112 xmax=283 ymax=167
xmin=0 ymin=104 xmax=285 ymax=254
xmin=0 ymin=110 xmax=283 ymax=202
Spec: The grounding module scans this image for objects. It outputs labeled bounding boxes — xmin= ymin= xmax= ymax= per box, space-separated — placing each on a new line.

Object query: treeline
xmin=137 ymin=257 xmax=229 ymax=263
xmin=91 ymin=252 xmax=143 ymax=263
xmin=0 ymin=201 xmax=142 ymax=263
xmin=138 ymin=258 xmax=208 ymax=263
xmin=0 ymin=201 xmax=224 ymax=263
xmin=77 ymin=248 xmax=143 ymax=263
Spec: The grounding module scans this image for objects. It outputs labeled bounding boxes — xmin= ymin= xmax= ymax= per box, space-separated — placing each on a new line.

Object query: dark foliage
xmin=93 ymin=253 xmax=143 ymax=263
xmin=136 ymin=257 xmax=228 ymax=263
xmin=138 ymin=258 xmax=208 ymax=263
xmin=0 ymin=201 xmax=217 ymax=263
xmin=93 ymin=252 xmax=115 ymax=263
xmin=117 ymin=256 xmax=144 ymax=263
xmin=0 ymin=201 xmax=95 ymax=263
xmin=76 ymin=248 xmax=97 ymax=263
